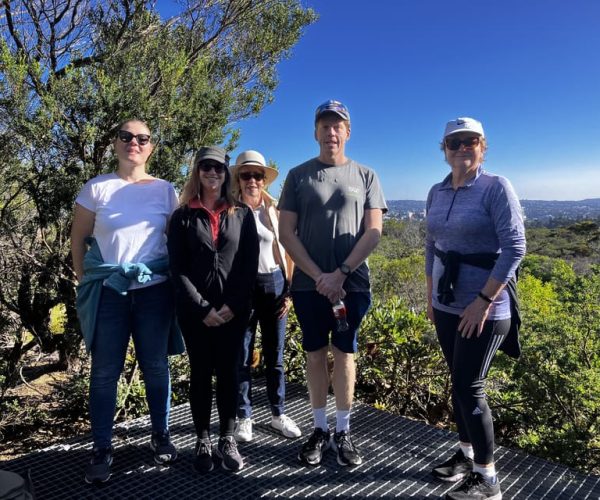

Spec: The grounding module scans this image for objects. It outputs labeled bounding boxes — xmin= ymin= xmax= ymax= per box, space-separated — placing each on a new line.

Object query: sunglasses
xmin=197 ymin=161 xmax=226 ymax=174
xmin=239 ymin=172 xmax=265 ymax=181
xmin=117 ymin=130 xmax=151 ymax=145
xmin=444 ymin=136 xmax=480 ymax=151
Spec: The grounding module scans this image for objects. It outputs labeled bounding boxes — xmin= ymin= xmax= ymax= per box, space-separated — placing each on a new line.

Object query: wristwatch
xmin=339 ymin=263 xmax=352 ymax=276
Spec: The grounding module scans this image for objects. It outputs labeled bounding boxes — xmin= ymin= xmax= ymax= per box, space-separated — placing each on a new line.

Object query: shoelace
xmin=222 ymin=438 xmax=238 ymax=454
xmin=336 ymin=432 xmax=354 ymax=451
xmin=197 ymin=440 xmax=211 ymax=456
xmin=460 ymin=472 xmax=484 ymax=489
xmin=307 ymin=430 xmax=327 ymax=447
xmin=278 ymin=415 xmax=294 ymax=428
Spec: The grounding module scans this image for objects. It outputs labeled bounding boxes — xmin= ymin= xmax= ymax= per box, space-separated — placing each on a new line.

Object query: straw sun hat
xmin=230 ymin=150 xmax=279 ymax=199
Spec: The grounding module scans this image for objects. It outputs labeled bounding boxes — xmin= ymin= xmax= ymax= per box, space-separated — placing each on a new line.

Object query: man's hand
xmin=315 ymin=270 xmax=346 ymax=303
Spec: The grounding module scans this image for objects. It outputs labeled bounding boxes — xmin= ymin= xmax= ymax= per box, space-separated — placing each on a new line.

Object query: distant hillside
xmin=386 ymin=198 xmax=600 ymax=222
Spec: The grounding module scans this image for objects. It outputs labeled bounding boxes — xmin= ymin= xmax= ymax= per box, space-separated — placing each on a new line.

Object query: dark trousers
xmin=179 ymin=309 xmax=247 ymax=438
xmin=433 ymin=308 xmax=510 ymax=465
xmin=238 ymin=269 xmax=287 ymax=418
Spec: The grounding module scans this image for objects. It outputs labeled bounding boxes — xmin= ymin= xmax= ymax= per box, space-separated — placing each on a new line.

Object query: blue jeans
xmin=89 ymin=280 xmax=174 ymax=448
xmin=237 ymin=269 xmax=287 ymax=418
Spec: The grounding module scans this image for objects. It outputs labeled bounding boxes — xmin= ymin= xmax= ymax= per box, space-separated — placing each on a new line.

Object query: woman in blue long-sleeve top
xmin=425 ymin=117 xmax=526 ymax=500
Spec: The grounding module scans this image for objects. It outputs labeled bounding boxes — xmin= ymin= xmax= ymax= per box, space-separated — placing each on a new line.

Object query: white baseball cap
xmin=443 ymin=117 xmax=485 ymax=139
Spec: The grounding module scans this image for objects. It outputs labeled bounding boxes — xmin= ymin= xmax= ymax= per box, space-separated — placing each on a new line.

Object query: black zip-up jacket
xmin=167 ymin=203 xmax=259 ymax=320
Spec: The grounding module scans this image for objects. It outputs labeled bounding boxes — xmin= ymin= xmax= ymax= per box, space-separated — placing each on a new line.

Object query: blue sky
xmin=162 ymin=1 xmax=600 ymax=201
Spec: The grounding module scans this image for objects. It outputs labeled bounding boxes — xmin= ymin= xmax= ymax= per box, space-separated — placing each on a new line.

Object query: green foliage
xmin=490 ymin=260 xmax=600 ymax=472
xmin=356 ymin=298 xmax=447 ymax=421
xmin=369 ymin=254 xmax=426 ymax=311
xmin=0 ymin=0 xmax=316 ymax=374
xmin=525 ymin=220 xmax=600 ymax=267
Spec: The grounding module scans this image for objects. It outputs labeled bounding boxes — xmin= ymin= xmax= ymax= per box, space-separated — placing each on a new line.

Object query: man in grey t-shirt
xmin=278 ymin=100 xmax=387 ymax=467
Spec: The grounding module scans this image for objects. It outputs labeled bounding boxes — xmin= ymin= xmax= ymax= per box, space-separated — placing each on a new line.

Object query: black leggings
xmin=433 ymin=308 xmax=510 ymax=465
xmin=179 ymin=310 xmax=247 ymax=439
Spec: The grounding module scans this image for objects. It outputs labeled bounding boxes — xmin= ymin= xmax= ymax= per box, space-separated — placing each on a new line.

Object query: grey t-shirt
xmin=278 ymin=158 xmax=387 ymax=292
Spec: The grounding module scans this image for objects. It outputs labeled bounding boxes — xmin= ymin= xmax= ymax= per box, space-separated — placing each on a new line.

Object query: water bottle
xmin=332 ymin=300 xmax=349 ymax=332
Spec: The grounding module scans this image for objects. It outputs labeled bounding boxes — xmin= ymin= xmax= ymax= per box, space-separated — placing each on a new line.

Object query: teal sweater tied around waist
xmin=76 ymin=237 xmax=184 ymax=355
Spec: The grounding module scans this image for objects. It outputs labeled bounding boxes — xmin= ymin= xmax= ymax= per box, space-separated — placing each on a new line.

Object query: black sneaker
xmin=150 ymin=430 xmax=178 ymax=465
xmin=84 ymin=446 xmax=113 ymax=484
xmin=332 ymin=430 xmax=363 ymax=466
xmin=194 ymin=437 xmax=214 ymax=473
xmin=446 ymin=472 xmax=502 ymax=500
xmin=432 ymin=449 xmax=473 ymax=482
xmin=298 ymin=428 xmax=330 ymax=466
xmin=215 ymin=436 xmax=244 ymax=472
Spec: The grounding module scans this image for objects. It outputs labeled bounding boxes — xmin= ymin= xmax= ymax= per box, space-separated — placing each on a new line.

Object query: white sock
xmin=459 ymin=443 xmax=474 ymax=460
xmin=473 ymin=463 xmax=497 ymax=483
xmin=312 ymin=407 xmax=328 ymax=431
xmin=335 ymin=410 xmax=350 ymax=433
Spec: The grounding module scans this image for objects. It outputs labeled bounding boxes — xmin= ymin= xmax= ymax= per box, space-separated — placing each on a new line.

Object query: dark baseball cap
xmin=195 ymin=146 xmax=229 ymax=165
xmin=314 ymin=100 xmax=350 ymax=123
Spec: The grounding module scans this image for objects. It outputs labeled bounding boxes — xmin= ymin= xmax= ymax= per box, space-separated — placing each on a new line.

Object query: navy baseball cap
xmin=315 ymin=100 xmax=350 ymax=123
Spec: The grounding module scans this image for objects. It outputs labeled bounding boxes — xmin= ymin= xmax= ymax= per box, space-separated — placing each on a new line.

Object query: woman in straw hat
xmin=230 ymin=150 xmax=302 ymax=443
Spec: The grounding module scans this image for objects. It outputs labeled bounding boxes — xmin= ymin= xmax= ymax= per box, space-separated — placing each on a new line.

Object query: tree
xmin=0 ymin=0 xmax=316 ymax=378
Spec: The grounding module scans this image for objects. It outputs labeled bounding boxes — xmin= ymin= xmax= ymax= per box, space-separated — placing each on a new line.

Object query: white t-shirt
xmin=253 ymin=204 xmax=278 ymax=274
xmin=76 ymin=173 xmax=179 ymax=288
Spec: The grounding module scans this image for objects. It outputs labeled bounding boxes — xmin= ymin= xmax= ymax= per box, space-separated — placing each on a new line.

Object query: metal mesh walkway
xmin=2 ymin=380 xmax=598 ymax=499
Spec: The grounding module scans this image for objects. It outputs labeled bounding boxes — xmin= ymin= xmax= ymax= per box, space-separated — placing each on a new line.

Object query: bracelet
xmin=478 ymin=291 xmax=493 ymax=303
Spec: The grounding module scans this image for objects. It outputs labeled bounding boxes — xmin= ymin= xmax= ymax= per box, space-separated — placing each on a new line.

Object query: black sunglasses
xmin=239 ymin=172 xmax=265 ymax=181
xmin=117 ymin=130 xmax=151 ymax=145
xmin=444 ymin=136 xmax=480 ymax=151
xmin=197 ymin=161 xmax=226 ymax=174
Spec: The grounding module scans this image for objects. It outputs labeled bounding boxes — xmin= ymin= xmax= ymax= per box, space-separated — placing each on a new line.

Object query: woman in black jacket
xmin=168 ymin=146 xmax=259 ymax=473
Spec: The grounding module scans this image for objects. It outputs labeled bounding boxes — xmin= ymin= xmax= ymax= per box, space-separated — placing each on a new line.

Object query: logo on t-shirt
xmin=347 ymin=186 xmax=361 ymax=198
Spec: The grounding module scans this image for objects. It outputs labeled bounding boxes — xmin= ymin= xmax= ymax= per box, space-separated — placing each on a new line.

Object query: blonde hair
xmin=179 ymin=153 xmax=236 ymax=214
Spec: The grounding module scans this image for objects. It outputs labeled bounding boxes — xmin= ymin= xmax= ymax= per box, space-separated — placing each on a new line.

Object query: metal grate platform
xmin=2 ymin=380 xmax=598 ymax=499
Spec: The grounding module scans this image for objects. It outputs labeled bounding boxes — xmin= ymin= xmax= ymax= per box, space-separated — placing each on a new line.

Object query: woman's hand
xmin=458 ymin=297 xmax=491 ymax=338
xmin=427 ymin=302 xmax=435 ymax=323
xmin=216 ymin=304 xmax=234 ymax=322
xmin=277 ymin=296 xmax=292 ymax=319
xmin=203 ymin=308 xmax=227 ymax=327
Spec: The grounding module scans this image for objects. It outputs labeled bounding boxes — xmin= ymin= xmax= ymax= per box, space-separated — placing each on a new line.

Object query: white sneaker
xmin=271 ymin=414 xmax=301 ymax=439
xmin=234 ymin=418 xmax=253 ymax=442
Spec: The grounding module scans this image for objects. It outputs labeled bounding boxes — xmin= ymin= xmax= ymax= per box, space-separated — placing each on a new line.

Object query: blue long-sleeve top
xmin=425 ymin=167 xmax=526 ymax=320
xmin=75 ymin=237 xmax=184 ymax=354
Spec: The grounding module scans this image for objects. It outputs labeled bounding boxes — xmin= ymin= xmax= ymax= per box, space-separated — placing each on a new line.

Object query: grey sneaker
xmin=298 ymin=428 xmax=330 ymax=466
xmin=445 ymin=471 xmax=502 ymax=500
xmin=150 ymin=430 xmax=178 ymax=465
xmin=432 ymin=449 xmax=473 ymax=482
xmin=84 ymin=446 xmax=113 ymax=484
xmin=332 ymin=430 xmax=363 ymax=466
xmin=194 ymin=437 xmax=214 ymax=473
xmin=215 ymin=436 xmax=244 ymax=472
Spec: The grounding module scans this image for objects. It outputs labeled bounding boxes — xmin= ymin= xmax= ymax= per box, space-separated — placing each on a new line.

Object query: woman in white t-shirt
xmin=71 ymin=119 xmax=179 ymax=484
